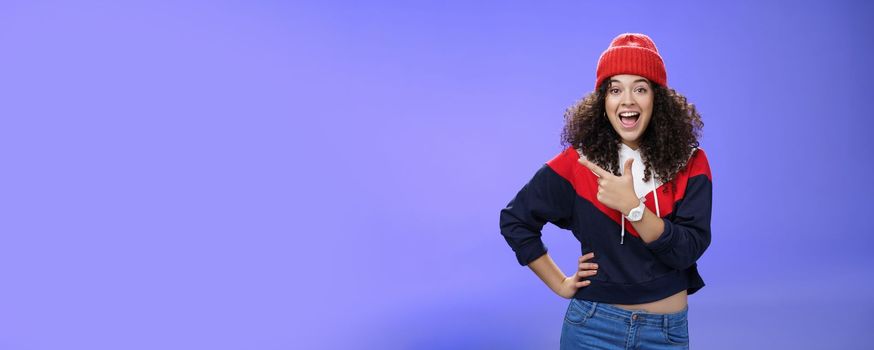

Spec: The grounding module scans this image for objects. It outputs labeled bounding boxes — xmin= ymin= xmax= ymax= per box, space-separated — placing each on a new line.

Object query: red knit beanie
xmin=595 ymin=33 xmax=667 ymax=90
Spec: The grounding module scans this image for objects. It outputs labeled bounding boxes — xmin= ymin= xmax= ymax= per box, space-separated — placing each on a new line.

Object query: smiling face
xmin=604 ymin=74 xmax=655 ymax=150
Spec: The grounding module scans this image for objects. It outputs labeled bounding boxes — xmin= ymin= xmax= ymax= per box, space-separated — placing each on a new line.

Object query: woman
xmin=499 ymin=33 xmax=711 ymax=349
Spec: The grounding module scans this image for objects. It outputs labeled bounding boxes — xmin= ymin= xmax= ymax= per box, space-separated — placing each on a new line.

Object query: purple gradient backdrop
xmin=1 ymin=0 xmax=872 ymax=349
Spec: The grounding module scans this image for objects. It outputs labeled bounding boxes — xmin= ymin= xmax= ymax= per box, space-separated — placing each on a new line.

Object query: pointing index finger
xmin=578 ymin=157 xmax=609 ymax=178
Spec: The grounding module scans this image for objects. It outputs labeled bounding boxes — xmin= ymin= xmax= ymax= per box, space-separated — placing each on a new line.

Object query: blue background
xmin=2 ymin=0 xmax=872 ymax=349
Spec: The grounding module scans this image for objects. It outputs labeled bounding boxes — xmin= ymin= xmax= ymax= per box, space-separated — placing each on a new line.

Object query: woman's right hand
xmin=556 ymin=252 xmax=599 ymax=299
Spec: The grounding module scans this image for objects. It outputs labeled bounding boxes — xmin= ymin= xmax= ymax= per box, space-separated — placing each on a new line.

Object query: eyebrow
xmin=608 ymin=78 xmax=650 ymax=85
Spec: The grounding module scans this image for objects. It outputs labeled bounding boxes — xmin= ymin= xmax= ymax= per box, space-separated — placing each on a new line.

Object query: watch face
xmin=629 ymin=208 xmax=643 ymax=221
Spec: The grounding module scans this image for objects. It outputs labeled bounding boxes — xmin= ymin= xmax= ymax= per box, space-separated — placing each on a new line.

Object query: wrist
xmin=548 ymin=275 xmax=568 ymax=294
xmin=556 ymin=275 xmax=573 ymax=298
xmin=622 ymin=198 xmax=641 ymax=216
xmin=558 ymin=274 xmax=572 ymax=290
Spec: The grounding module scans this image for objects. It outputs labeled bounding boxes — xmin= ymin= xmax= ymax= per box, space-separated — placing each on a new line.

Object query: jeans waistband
xmin=573 ymin=298 xmax=688 ymax=327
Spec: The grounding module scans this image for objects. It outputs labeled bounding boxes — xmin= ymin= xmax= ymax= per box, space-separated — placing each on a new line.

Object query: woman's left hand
xmin=579 ymin=157 xmax=640 ymax=215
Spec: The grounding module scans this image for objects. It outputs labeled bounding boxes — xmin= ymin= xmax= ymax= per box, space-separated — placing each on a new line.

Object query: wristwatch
xmin=624 ymin=199 xmax=646 ymax=222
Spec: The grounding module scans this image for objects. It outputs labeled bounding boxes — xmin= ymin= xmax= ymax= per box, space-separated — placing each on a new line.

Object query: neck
xmin=622 ymin=141 xmax=640 ymax=151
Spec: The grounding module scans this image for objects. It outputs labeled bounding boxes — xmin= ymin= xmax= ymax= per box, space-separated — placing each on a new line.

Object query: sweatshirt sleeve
xmin=644 ymin=149 xmax=713 ymax=271
xmin=499 ymin=151 xmax=577 ymax=266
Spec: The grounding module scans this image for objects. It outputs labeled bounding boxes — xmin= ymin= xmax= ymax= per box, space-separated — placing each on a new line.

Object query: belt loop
xmin=663 ymin=314 xmax=668 ymax=329
xmin=588 ymin=301 xmax=598 ymax=318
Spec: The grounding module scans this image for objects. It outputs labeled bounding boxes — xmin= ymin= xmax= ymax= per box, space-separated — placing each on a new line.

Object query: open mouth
xmin=618 ymin=111 xmax=640 ymax=128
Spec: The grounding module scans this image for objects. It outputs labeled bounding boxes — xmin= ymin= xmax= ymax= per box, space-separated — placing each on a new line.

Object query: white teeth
xmin=619 ymin=112 xmax=640 ymax=117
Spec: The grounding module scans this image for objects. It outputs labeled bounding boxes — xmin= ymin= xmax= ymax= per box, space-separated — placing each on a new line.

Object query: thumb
xmin=623 ymin=158 xmax=634 ymax=176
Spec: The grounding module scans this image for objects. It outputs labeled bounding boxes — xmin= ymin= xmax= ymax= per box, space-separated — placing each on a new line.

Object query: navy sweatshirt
xmin=499 ymin=145 xmax=712 ymax=304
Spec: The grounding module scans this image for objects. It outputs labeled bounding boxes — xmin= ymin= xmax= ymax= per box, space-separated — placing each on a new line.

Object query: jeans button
xmin=632 ymin=314 xmax=638 ymax=320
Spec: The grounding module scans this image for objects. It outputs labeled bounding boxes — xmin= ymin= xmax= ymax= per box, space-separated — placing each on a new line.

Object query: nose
xmin=620 ymin=90 xmax=636 ymax=106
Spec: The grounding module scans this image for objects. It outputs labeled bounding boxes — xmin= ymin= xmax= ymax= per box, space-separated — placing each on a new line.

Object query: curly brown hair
xmin=560 ymin=81 xmax=703 ymax=192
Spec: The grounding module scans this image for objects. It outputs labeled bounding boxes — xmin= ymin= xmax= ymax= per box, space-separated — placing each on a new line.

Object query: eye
xmin=634 ymin=87 xmax=648 ymax=93
xmin=609 ymin=88 xmax=620 ymax=94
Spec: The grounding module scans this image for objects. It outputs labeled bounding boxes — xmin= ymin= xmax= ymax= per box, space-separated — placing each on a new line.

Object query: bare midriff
xmin=611 ymin=289 xmax=688 ymax=314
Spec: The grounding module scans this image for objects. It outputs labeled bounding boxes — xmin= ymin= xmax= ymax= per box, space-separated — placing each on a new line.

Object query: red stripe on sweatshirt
xmin=546 ymin=146 xmax=711 ymax=238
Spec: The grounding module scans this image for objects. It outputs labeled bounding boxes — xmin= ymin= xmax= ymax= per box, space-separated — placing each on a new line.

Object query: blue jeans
xmin=560 ymin=298 xmax=690 ymax=350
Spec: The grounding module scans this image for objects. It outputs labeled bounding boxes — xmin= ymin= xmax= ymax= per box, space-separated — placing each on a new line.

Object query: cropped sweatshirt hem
xmin=572 ymin=263 xmax=705 ymax=304
xmin=499 ymin=145 xmax=712 ymax=304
